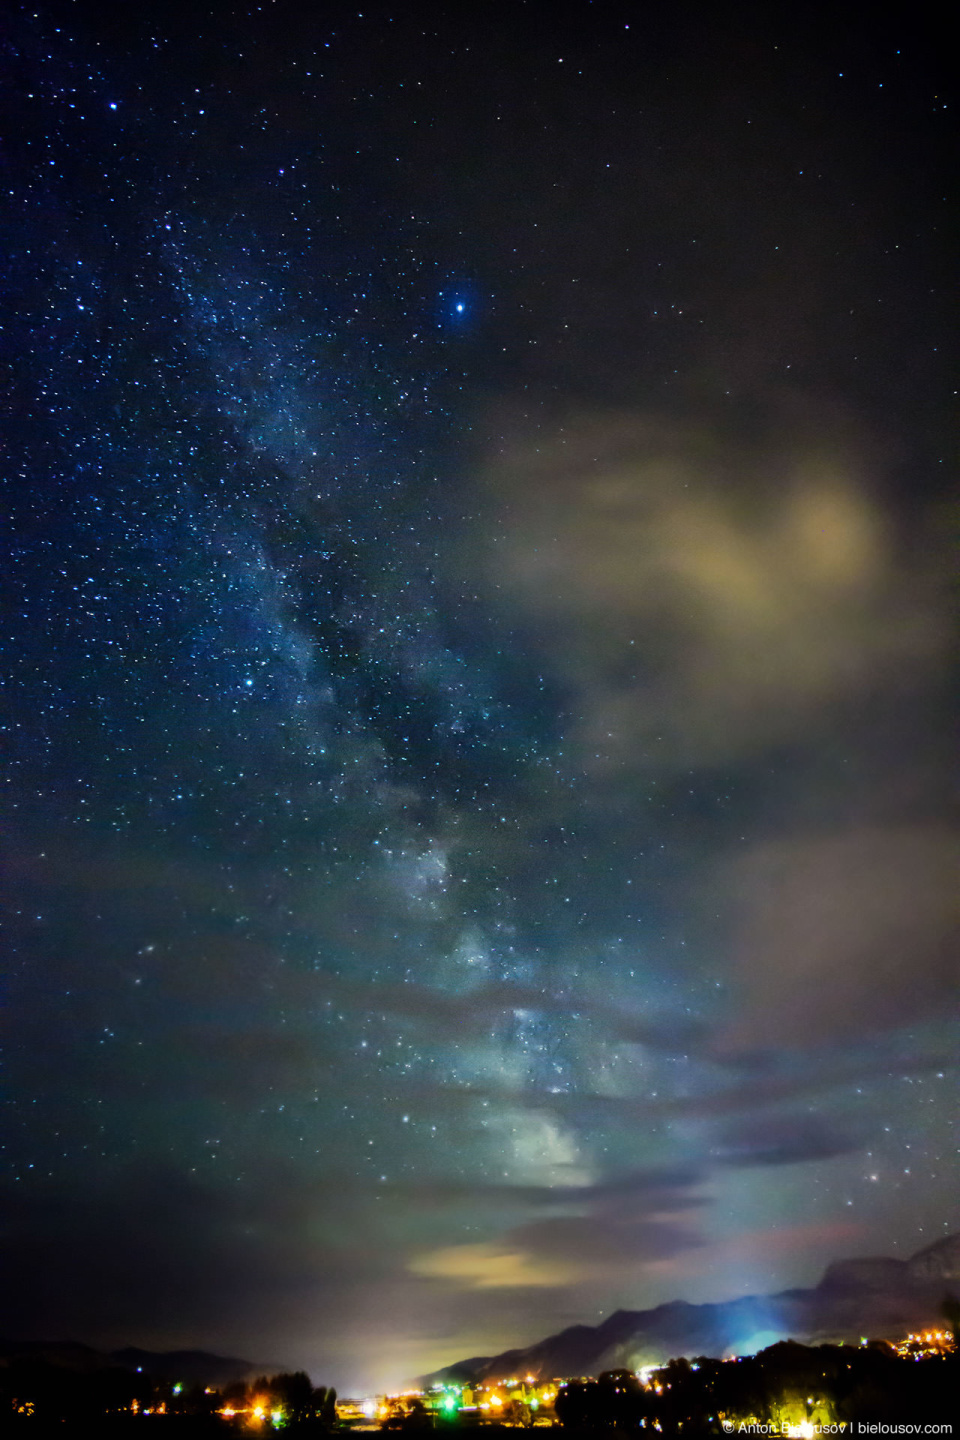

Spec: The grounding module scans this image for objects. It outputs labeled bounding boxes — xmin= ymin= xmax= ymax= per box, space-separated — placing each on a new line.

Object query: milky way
xmin=2 ymin=0 xmax=956 ymax=1392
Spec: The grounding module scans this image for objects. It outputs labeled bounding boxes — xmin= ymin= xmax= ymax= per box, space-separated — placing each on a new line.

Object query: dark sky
xmin=2 ymin=0 xmax=956 ymax=1395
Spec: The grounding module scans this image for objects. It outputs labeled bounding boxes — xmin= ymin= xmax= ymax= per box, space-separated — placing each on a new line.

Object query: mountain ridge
xmin=0 ymin=1340 xmax=262 ymax=1388
xmin=420 ymin=1233 xmax=960 ymax=1385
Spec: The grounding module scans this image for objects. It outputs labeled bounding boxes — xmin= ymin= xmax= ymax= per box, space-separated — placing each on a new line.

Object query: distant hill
xmin=420 ymin=1233 xmax=960 ymax=1386
xmin=0 ymin=1339 xmax=261 ymax=1388
xmin=109 ymin=1347 xmax=259 ymax=1388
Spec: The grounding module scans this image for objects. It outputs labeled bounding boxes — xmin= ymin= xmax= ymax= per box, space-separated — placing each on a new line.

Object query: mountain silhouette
xmin=420 ymin=1233 xmax=960 ymax=1384
xmin=0 ymin=1339 xmax=260 ymax=1388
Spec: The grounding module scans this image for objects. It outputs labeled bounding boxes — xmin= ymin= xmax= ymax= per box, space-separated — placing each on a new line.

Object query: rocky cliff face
xmin=907 ymin=1234 xmax=960 ymax=1283
xmin=816 ymin=1256 xmax=911 ymax=1292
xmin=420 ymin=1234 xmax=960 ymax=1385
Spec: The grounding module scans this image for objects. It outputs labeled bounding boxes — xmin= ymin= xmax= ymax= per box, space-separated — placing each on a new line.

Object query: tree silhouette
xmin=272 ymin=1371 xmax=316 ymax=1423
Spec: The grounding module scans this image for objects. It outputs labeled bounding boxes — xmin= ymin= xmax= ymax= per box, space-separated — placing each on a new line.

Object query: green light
xmin=442 ymin=1396 xmax=456 ymax=1411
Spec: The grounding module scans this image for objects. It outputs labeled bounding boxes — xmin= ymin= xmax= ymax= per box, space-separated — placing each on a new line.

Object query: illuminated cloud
xmin=410 ymin=1163 xmax=705 ymax=1295
xmin=473 ymin=413 xmax=948 ymax=769
xmin=410 ymin=1240 xmax=584 ymax=1289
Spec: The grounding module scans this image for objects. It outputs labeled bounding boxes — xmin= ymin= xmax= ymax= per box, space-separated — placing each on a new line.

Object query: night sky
xmin=2 ymin=0 xmax=957 ymax=1395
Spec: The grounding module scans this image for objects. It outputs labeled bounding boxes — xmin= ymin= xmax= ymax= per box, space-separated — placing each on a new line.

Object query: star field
xmin=1 ymin=0 xmax=956 ymax=1394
